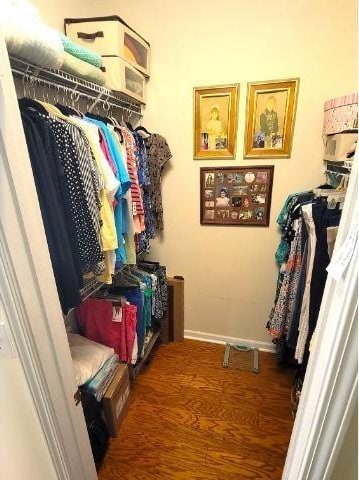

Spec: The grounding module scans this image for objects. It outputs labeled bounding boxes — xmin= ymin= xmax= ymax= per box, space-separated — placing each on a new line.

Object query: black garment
xmin=45 ymin=115 xmax=104 ymax=274
xmin=137 ymin=261 xmax=168 ymax=318
xmin=19 ymin=99 xmax=104 ymax=275
xmin=299 ymin=200 xmax=341 ymax=370
xmin=21 ymin=111 xmax=82 ymax=313
xmin=80 ymin=389 xmax=109 ymax=470
xmin=308 ymin=201 xmax=341 ymax=340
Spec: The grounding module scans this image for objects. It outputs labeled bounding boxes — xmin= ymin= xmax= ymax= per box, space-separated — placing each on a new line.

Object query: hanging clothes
xmin=143 ymin=133 xmax=172 ymax=231
xmin=19 ymin=95 xmax=171 ymax=314
xmin=70 ymin=117 xmax=120 ymax=284
xmin=20 ymin=109 xmax=83 ymax=313
xmin=267 ymin=190 xmax=343 ymax=367
xmin=84 ymin=116 xmax=131 ymax=266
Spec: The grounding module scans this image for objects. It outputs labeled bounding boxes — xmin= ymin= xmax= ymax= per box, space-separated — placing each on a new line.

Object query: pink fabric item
xmin=100 ymin=131 xmax=117 ymax=175
xmin=76 ymin=298 xmax=121 ymax=354
xmin=76 ymin=298 xmax=137 ymax=363
xmin=118 ymin=304 xmax=137 ymax=363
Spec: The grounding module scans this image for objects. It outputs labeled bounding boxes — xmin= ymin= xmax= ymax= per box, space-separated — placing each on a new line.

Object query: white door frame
xmin=1 ymin=25 xmax=357 ymax=479
xmin=0 ymin=34 xmax=97 ymax=480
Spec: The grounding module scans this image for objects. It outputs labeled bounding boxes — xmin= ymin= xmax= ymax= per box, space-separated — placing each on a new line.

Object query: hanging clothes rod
xmin=9 ymin=55 xmax=142 ymax=117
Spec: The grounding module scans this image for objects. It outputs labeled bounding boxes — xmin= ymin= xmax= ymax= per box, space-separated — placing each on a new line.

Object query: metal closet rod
xmin=10 ymin=57 xmax=142 ymax=116
xmin=14 ymin=69 xmax=141 ymax=116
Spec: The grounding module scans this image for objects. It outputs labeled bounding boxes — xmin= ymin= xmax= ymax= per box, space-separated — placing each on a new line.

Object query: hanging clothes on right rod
xmin=267 ymin=185 xmax=345 ymax=365
xmin=266 ymin=184 xmax=347 ymax=417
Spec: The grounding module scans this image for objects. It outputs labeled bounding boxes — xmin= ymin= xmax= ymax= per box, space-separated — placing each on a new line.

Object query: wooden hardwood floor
xmin=98 ymin=340 xmax=294 ymax=480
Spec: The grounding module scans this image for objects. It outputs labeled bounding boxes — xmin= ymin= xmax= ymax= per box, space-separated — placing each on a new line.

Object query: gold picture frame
xmin=194 ymin=84 xmax=239 ymax=160
xmin=244 ymin=78 xmax=299 ymax=159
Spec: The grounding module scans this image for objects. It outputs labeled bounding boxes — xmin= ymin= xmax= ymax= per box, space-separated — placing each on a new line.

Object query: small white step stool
xmin=223 ymin=343 xmax=259 ymax=373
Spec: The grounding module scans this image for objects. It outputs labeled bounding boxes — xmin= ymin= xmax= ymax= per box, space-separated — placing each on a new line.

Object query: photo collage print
xmin=200 ymin=166 xmax=274 ymax=226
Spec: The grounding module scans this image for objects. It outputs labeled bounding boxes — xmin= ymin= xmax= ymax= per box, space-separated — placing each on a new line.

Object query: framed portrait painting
xmin=200 ymin=166 xmax=274 ymax=226
xmin=194 ymin=84 xmax=239 ymax=160
xmin=244 ymin=78 xmax=299 ymax=158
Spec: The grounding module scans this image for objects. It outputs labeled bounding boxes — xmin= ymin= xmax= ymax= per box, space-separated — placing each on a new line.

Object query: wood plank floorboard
xmin=98 ymin=340 xmax=294 ymax=480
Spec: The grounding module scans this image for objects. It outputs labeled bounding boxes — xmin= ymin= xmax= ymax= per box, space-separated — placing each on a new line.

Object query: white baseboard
xmin=184 ymin=329 xmax=276 ymax=353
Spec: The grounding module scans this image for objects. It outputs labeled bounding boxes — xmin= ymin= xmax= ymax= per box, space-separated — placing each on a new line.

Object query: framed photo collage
xmin=200 ymin=166 xmax=274 ymax=226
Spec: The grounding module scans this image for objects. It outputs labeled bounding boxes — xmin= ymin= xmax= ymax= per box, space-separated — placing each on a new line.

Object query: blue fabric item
xmin=275 ymin=239 xmax=289 ymax=264
xmin=132 ymin=131 xmax=153 ymax=254
xmin=60 ymin=34 xmax=103 ymax=68
xmin=85 ymin=354 xmax=119 ymax=400
xmin=121 ymin=199 xmax=129 ymax=235
xmin=140 ymin=276 xmax=152 ymax=329
xmin=84 ymin=117 xmax=131 ymax=263
xmin=275 ymin=192 xmax=313 ymax=265
xmin=132 ymin=131 xmax=150 ymax=187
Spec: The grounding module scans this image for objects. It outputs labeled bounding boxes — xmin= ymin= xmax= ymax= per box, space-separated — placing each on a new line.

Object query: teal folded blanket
xmin=60 ymin=33 xmax=103 ymax=68
xmin=62 ymin=52 xmax=106 ymax=86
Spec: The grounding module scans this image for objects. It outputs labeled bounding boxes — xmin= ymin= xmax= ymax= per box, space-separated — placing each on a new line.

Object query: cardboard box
xmin=101 ymin=364 xmax=130 ymax=437
xmin=167 ymin=276 xmax=184 ymax=342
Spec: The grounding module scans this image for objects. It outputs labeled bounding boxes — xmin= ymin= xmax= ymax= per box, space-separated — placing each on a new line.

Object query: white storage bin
xmin=102 ymin=56 xmax=146 ymax=104
xmin=64 ymin=16 xmax=150 ymax=77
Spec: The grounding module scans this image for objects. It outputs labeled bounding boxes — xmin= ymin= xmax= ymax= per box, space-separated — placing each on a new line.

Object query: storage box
xmin=64 ymin=16 xmax=150 ymax=77
xmin=102 ymin=56 xmax=146 ymax=104
xmin=323 ymin=132 xmax=357 ymax=162
xmin=101 ymin=364 xmax=130 ymax=437
xmin=323 ymin=93 xmax=358 ymax=135
xmin=167 ymin=276 xmax=184 ymax=342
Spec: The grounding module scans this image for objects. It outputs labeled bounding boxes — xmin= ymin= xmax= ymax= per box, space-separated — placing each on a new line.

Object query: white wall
xmin=33 ymin=0 xmax=357 ymax=344
xmin=0 ymin=357 xmax=57 ymax=480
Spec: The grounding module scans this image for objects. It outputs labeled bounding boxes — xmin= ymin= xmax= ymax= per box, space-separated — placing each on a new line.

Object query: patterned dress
xmin=268 ymin=218 xmax=304 ymax=338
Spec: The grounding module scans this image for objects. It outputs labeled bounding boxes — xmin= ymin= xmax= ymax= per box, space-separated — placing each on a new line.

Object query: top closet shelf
xmin=9 ymin=55 xmax=142 ymax=116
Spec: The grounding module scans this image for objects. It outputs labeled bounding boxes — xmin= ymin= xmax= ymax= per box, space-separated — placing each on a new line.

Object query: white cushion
xmin=67 ymin=333 xmax=115 ymax=386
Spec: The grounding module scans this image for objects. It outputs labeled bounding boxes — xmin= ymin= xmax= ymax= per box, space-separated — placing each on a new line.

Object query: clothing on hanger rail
xmin=267 ymin=187 xmax=343 ymax=369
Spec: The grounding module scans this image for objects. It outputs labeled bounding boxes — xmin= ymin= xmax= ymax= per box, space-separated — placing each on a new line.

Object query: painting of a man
xmin=260 ymin=96 xmax=279 ymax=148
xmin=252 ymin=90 xmax=288 ymax=150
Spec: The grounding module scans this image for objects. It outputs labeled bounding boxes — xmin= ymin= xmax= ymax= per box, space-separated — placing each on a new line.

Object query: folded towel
xmin=4 ymin=2 xmax=64 ymax=69
xmin=86 ymin=355 xmax=120 ymax=401
xmin=60 ymin=34 xmax=103 ymax=69
xmin=61 ymin=52 xmax=106 ymax=86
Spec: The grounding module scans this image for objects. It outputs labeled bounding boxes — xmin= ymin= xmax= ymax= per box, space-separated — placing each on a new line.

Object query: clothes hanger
xmin=36 ymin=84 xmax=62 ymax=116
xmin=92 ymin=291 xmax=126 ymax=306
xmin=18 ymin=97 xmax=50 ymax=116
xmin=112 ymin=267 xmax=140 ymax=287
xmin=122 ymin=265 xmax=143 ymax=283
xmin=105 ymin=114 xmax=124 ymax=143
xmin=138 ymin=259 xmax=160 ymax=266
xmin=110 ymin=116 xmax=121 ymax=128
xmin=56 ymin=89 xmax=82 ymax=117
xmin=86 ymin=112 xmax=111 ymax=123
xmin=56 ymin=103 xmax=81 ymax=117
xmin=135 ymin=125 xmax=152 ymax=136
